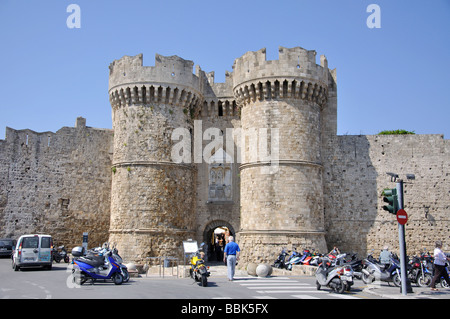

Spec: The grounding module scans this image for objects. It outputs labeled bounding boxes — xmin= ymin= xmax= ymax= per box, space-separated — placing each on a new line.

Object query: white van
xmin=12 ymin=234 xmax=53 ymax=271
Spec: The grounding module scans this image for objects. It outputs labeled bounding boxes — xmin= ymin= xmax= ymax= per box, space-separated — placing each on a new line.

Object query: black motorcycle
xmin=341 ymin=253 xmax=363 ymax=280
xmin=272 ymin=248 xmax=289 ymax=269
xmin=53 ymin=245 xmax=70 ymax=263
xmin=408 ymin=255 xmax=433 ymax=287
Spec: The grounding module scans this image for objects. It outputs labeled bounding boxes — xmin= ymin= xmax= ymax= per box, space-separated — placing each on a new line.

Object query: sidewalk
xmin=364 ymin=282 xmax=450 ymax=299
xmin=141 ymin=262 xmax=450 ymax=299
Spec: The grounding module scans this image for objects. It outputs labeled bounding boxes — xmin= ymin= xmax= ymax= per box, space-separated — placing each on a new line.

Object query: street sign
xmin=396 ymin=209 xmax=408 ymax=225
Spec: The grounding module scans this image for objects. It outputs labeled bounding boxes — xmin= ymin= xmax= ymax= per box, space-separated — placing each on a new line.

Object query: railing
xmin=145 ymin=256 xmax=179 ymax=278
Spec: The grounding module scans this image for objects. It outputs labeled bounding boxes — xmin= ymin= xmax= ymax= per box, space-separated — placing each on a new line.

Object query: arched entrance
xmin=203 ymin=220 xmax=235 ymax=262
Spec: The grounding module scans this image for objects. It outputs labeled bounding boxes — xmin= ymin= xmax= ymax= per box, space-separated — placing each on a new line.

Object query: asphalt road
xmin=0 ymin=257 xmax=377 ymax=300
xmin=2 ymin=256 xmax=449 ymax=317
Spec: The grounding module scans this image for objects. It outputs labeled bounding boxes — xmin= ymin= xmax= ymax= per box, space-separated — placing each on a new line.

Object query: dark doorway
xmin=202 ymin=220 xmax=235 ymax=262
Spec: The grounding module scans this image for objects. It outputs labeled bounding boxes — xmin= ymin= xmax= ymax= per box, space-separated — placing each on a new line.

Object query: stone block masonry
xmin=0 ymin=117 xmax=113 ymax=249
xmin=323 ymin=134 xmax=450 ymax=256
xmin=0 ymin=45 xmax=449 ymax=267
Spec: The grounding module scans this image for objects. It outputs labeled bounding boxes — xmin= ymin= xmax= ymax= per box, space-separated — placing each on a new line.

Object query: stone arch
xmin=202 ymin=220 xmax=236 ymax=262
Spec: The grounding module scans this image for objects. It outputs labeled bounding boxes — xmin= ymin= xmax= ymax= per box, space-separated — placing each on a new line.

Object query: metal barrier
xmin=145 ymin=256 xmax=179 ymax=278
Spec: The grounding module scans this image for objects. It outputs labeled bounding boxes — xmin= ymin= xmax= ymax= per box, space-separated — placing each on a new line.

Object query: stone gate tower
xmin=106 ymin=46 xmax=337 ymax=264
xmin=108 ymin=54 xmax=203 ymax=261
xmin=233 ymin=47 xmax=334 ymax=263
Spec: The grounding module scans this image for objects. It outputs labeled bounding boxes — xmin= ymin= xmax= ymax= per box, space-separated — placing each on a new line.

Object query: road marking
xmin=240 ymin=282 xmax=307 ymax=286
xmin=247 ymin=286 xmax=313 ymax=289
xmin=256 ymin=290 xmax=328 ymax=294
xmin=330 ymin=293 xmax=361 ymax=299
xmin=253 ymin=295 xmax=277 ymax=299
xmin=234 ymin=276 xmax=291 ymax=280
xmin=292 ymin=294 xmax=320 ymax=299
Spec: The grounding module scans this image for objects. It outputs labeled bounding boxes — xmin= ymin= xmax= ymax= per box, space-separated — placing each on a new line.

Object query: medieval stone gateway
xmin=0 ymin=46 xmax=448 ymax=266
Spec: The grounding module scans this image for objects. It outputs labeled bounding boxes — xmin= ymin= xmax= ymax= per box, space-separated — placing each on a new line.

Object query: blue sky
xmin=0 ymin=0 xmax=449 ymax=139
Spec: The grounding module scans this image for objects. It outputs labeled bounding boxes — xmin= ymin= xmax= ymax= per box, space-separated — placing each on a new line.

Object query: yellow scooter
xmin=189 ymin=251 xmax=210 ymax=287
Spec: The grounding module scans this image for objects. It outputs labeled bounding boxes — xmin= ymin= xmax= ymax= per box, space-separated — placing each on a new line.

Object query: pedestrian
xmin=379 ymin=245 xmax=391 ymax=270
xmin=223 ymin=236 xmax=240 ymax=281
xmin=430 ymin=240 xmax=450 ymax=291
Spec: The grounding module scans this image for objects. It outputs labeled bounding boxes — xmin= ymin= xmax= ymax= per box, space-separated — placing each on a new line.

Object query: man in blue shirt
xmin=223 ymin=236 xmax=240 ymax=281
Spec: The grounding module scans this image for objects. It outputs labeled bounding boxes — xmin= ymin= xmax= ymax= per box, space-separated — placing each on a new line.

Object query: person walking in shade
xmin=223 ymin=236 xmax=240 ymax=281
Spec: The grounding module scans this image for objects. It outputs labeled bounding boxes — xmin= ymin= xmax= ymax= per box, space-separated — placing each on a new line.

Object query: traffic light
xmin=382 ymin=188 xmax=398 ymax=214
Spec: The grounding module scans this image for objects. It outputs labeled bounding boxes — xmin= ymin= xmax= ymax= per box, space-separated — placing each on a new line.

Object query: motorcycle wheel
xmin=332 ymin=278 xmax=345 ymax=294
xmin=122 ymin=269 xmax=130 ymax=282
xmin=418 ymin=273 xmax=432 ymax=287
xmin=392 ymin=273 xmax=401 ymax=287
xmin=64 ymin=255 xmax=70 ymax=263
xmin=73 ymin=270 xmax=87 ymax=286
xmin=362 ymin=272 xmax=373 ymax=284
xmin=315 ymin=280 xmax=321 ymax=290
xmin=441 ymin=278 xmax=449 ymax=288
xmin=113 ymin=273 xmax=124 ymax=285
xmin=201 ymin=274 xmax=208 ymax=287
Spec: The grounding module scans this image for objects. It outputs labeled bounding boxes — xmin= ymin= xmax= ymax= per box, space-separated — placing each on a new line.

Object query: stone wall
xmin=108 ymin=54 xmax=203 ymax=263
xmin=234 ymin=46 xmax=330 ymax=264
xmin=323 ymin=134 xmax=450 ymax=256
xmin=1 ymin=46 xmax=449 ymax=267
xmin=0 ymin=117 xmax=113 ymax=249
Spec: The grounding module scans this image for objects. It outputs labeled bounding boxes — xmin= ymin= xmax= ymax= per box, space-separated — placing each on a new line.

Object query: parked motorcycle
xmin=308 ymin=251 xmax=324 ymax=266
xmin=189 ymin=250 xmax=210 ymax=287
xmin=53 ymin=245 xmax=70 ymax=263
xmin=341 ymin=253 xmax=363 ymax=280
xmin=90 ymin=243 xmax=130 ymax=283
xmin=110 ymin=245 xmax=129 ymax=283
xmin=285 ymin=248 xmax=301 ymax=271
xmin=315 ymin=257 xmax=354 ymax=294
xmin=361 ymin=252 xmax=401 ymax=286
xmin=408 ymin=255 xmax=432 ymax=287
xmin=272 ymin=248 xmax=289 ymax=269
xmin=299 ymin=249 xmax=312 ymax=265
xmin=72 ymin=248 xmax=124 ymax=285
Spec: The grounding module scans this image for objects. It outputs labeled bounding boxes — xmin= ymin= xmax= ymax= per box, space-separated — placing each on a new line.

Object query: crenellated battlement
xmin=232 ymin=46 xmax=330 ymax=107
xmin=109 ymin=53 xmax=241 ymax=119
xmin=108 ymin=54 xmax=206 ymax=114
xmin=108 ymin=53 xmax=202 ymax=91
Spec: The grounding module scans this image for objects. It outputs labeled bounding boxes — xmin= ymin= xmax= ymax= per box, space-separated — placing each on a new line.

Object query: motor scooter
xmin=361 ymin=253 xmax=401 ymax=287
xmin=72 ymin=250 xmax=124 ymax=285
xmin=345 ymin=253 xmax=364 ymax=280
xmin=299 ymin=249 xmax=312 ymax=265
xmin=285 ymin=248 xmax=301 ymax=271
xmin=111 ymin=246 xmax=129 ymax=283
xmin=315 ymin=257 xmax=354 ymax=294
xmin=272 ymin=248 xmax=289 ymax=269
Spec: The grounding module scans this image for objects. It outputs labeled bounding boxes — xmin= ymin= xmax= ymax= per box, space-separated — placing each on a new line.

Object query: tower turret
xmin=108 ymin=53 xmax=204 ymax=262
xmin=233 ymin=46 xmax=332 ymax=263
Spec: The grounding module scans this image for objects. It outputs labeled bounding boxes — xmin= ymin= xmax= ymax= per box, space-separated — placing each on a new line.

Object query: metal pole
xmin=396 ymin=180 xmax=413 ymax=294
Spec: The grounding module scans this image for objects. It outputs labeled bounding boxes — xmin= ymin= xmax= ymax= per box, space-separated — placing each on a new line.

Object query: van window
xmin=41 ymin=237 xmax=51 ymax=248
xmin=22 ymin=237 xmax=39 ymax=249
